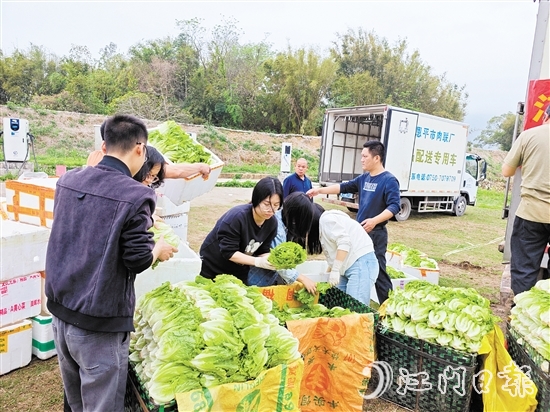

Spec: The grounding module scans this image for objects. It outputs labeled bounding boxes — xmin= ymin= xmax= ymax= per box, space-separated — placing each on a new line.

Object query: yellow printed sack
xmin=287 ymin=313 xmax=376 ymax=411
xmin=478 ymin=325 xmax=538 ymax=412
xmin=176 ymin=358 xmax=303 ymax=412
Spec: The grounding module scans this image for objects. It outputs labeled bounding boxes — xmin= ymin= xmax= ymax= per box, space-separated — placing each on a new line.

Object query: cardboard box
xmin=385 ymin=250 xmax=403 ymax=269
xmin=1 ymin=220 xmax=50 ymax=281
xmin=0 ymin=319 xmax=32 ymax=375
xmin=155 ymin=196 xmax=190 ymax=216
xmin=0 ymin=273 xmax=42 ymax=327
xmin=31 ymin=314 xmax=56 ymax=360
xmin=134 ymin=242 xmax=201 ymax=299
xmin=5 ymin=178 xmax=58 ymax=228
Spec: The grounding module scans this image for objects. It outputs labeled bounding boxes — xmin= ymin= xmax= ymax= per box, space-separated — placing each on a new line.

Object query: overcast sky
xmin=0 ymin=1 xmax=540 ymax=139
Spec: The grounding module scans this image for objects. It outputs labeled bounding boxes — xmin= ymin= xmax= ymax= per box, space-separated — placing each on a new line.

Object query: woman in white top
xmin=298 ymin=203 xmax=379 ymax=305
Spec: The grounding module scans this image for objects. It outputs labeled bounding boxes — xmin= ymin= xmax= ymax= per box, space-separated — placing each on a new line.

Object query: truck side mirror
xmin=478 ymin=159 xmax=487 ymax=182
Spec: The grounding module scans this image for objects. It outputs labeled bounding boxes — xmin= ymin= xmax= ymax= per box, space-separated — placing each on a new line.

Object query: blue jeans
xmin=52 ymin=316 xmax=130 ymax=412
xmin=337 ymin=252 xmax=379 ymax=305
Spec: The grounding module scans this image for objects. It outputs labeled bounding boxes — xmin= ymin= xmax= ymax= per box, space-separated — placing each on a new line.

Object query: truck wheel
xmin=395 ymin=198 xmax=411 ymax=221
xmin=453 ymin=195 xmax=467 ymax=216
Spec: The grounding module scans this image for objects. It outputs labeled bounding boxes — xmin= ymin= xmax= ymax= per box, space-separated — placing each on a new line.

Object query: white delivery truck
xmin=318 ymin=104 xmax=486 ymax=221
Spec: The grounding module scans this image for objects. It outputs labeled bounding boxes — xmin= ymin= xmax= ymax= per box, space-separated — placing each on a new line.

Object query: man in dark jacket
xmin=46 ymin=114 xmax=177 ymax=412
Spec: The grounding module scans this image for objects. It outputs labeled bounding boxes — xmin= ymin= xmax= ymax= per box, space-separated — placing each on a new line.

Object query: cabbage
xmin=129 ymin=275 xmax=301 ymax=405
xmin=380 ymin=282 xmax=498 ymax=353
xmin=268 ymin=241 xmax=307 ymax=270
xmin=149 ymin=221 xmax=180 ymax=269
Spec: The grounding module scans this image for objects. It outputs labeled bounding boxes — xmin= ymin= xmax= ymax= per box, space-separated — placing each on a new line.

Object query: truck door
xmin=383 ymin=109 xmax=418 ymax=191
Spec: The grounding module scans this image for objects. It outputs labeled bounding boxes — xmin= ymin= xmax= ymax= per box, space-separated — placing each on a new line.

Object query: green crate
xmin=375 ymin=325 xmax=479 ymax=412
xmin=124 ymin=363 xmax=177 ymax=412
xmin=507 ymin=324 xmax=550 ymax=412
xmin=318 ymin=286 xmax=379 ymax=324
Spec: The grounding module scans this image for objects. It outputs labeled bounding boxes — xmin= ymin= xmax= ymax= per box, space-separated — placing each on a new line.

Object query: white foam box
xmin=5 ymin=177 xmax=58 ymax=228
xmin=0 ymin=319 xmax=32 ymax=375
xmin=31 ymin=314 xmax=56 ymax=360
xmin=159 ymin=150 xmax=224 ymax=204
xmin=134 ymin=242 xmax=201 ymax=299
xmin=385 ymin=250 xmax=403 ymax=270
xmin=39 ymin=272 xmax=50 ymax=316
xmin=1 ymin=220 xmax=50 ymax=281
xmin=156 ymin=197 xmax=190 ymax=243
xmin=161 ymin=213 xmax=189 ymax=243
xmin=401 ymin=264 xmax=440 ymax=285
xmin=0 ymin=272 xmax=42 ymax=327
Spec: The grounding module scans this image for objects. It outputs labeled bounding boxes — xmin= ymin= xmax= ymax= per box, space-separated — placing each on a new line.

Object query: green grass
xmin=216 ymin=179 xmax=257 ymax=188
xmin=222 ymin=164 xmax=280 ymax=175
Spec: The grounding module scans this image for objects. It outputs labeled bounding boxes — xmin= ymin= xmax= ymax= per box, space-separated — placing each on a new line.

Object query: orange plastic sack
xmin=478 ymin=325 xmax=538 ymax=412
xmin=287 ymin=313 xmax=376 ymax=411
xmin=176 ymin=359 xmax=304 ymax=412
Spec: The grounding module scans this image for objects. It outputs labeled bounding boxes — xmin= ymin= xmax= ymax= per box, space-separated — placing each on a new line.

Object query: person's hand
xmin=254 ymin=256 xmax=275 ymax=270
xmin=198 ymin=163 xmax=211 ymax=179
xmin=306 ymin=188 xmax=319 ymax=198
xmin=298 ymin=275 xmax=317 ymax=294
xmin=360 ymin=218 xmax=376 ymax=233
xmin=328 ymin=270 xmax=340 ymax=286
xmin=154 ymin=235 xmax=178 ymax=262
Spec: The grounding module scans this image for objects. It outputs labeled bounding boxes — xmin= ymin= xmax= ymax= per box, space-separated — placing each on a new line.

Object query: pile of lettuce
xmin=149 ymin=221 xmax=180 ymax=269
xmin=129 ymin=275 xmax=301 ymax=404
xmin=271 ymin=282 xmax=354 ymax=325
xmin=387 ymin=266 xmax=407 ymax=279
xmin=510 ymin=279 xmax=550 ymax=367
xmin=148 ymin=120 xmax=212 ymax=164
xmin=268 ymin=241 xmax=307 ymax=270
xmin=380 ymin=281 xmax=499 ymax=353
xmin=387 ymin=243 xmax=438 ymax=269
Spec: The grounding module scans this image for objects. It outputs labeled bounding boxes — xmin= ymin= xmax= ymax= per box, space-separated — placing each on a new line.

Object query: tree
xmin=329 ymin=29 xmax=468 ymax=121
xmin=262 ymin=48 xmax=337 ymax=134
xmin=474 ymin=112 xmax=520 ymax=151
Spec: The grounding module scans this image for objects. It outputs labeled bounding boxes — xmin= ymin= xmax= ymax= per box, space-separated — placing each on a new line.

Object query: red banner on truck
xmin=524 ymin=79 xmax=550 ymax=130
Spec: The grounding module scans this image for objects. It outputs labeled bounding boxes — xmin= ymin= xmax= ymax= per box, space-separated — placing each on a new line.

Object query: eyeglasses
xmin=259 ymin=200 xmax=280 ymax=212
xmin=136 ymin=142 xmax=148 ymax=162
xmin=146 ymin=173 xmax=159 ymax=184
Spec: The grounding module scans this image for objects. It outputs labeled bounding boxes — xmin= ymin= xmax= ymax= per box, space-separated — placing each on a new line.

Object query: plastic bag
xmin=478 ymin=325 xmax=538 ymax=412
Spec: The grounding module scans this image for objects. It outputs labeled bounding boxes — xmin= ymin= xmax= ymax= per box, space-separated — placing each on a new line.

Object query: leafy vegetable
xmin=268 ymin=241 xmax=307 ymax=270
xmin=387 ymin=266 xmax=407 ymax=279
xmin=381 ymin=281 xmax=499 ymax=353
xmin=510 ymin=279 xmax=550 ymax=361
xmin=129 ymin=275 xmax=301 ymax=404
xmin=149 ymin=221 xmax=180 ymax=269
xmin=148 ymin=120 xmax=212 ymax=164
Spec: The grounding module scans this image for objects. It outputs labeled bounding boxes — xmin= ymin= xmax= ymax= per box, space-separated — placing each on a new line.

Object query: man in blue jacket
xmin=283 ymin=158 xmax=313 ymax=199
xmin=46 ymin=114 xmax=177 ymax=411
xmin=307 ymin=140 xmax=400 ymax=303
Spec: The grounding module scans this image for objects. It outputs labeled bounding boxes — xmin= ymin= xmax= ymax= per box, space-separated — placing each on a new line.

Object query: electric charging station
xmin=3 ymin=118 xmax=30 ymax=162
xmin=280 ymin=143 xmax=292 ymax=173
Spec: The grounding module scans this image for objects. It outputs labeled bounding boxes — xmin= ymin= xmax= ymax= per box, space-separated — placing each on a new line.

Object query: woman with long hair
xmin=247 ymin=192 xmax=318 ymax=293
xmin=199 ymin=177 xmax=283 ymax=285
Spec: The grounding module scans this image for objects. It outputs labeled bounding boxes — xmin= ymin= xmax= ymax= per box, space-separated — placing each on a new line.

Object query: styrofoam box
xmin=155 ymin=196 xmax=190 ymax=217
xmin=5 ymin=177 xmax=58 ymax=228
xmin=0 ymin=319 xmax=32 ymax=375
xmin=1 ymin=220 xmax=50 ymax=281
xmin=401 ymin=264 xmax=440 ymax=285
xmin=157 ymin=150 xmax=224 ymax=205
xmin=161 ymin=213 xmax=189 ymax=244
xmin=385 ymin=250 xmax=403 ymax=270
xmin=0 ymin=273 xmax=42 ymax=327
xmin=40 ymin=272 xmax=50 ymax=315
xmin=31 ymin=314 xmax=56 ymax=360
xmin=134 ymin=242 xmax=201 ymax=299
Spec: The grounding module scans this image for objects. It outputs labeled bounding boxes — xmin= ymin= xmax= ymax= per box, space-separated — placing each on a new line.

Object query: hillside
xmin=0 ymin=105 xmax=507 ymax=188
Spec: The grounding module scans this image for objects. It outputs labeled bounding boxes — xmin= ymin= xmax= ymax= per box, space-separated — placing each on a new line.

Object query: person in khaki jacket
xmin=502 ymin=104 xmax=550 ymax=295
